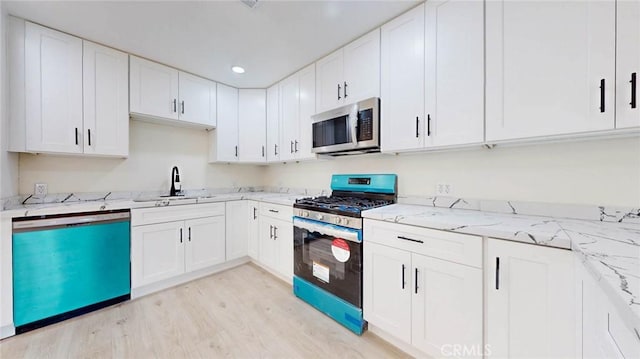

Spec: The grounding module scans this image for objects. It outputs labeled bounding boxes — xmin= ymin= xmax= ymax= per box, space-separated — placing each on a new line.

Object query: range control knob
xmin=302 ymin=211 xmax=309 ymax=217
xmin=335 ymin=217 xmax=343 ymax=225
xmin=315 ymin=214 xmax=324 ymax=220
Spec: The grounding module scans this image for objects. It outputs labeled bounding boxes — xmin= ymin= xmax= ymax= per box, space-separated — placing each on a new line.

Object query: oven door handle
xmin=293 ymin=217 xmax=361 ymax=243
xmin=349 ymin=104 xmax=359 ymax=145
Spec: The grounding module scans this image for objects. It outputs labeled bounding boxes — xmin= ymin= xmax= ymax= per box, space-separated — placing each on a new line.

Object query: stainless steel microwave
xmin=311 ymin=97 xmax=380 ymax=156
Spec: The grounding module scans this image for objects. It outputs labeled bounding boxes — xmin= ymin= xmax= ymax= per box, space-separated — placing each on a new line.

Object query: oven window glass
xmin=294 ymin=226 xmax=362 ymax=307
xmin=313 ymin=115 xmax=350 ymax=148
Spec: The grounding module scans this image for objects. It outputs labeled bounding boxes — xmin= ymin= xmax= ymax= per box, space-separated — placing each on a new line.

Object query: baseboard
xmin=367 ymin=324 xmax=433 ymax=359
xmin=0 ymin=324 xmax=16 ymax=340
xmin=131 ymin=257 xmax=251 ymax=299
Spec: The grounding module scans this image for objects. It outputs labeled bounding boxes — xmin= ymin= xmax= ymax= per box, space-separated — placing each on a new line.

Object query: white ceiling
xmin=4 ymin=0 xmax=419 ymax=88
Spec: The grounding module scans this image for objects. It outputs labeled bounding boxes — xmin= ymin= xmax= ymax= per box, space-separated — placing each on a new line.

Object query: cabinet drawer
xmin=132 ymin=203 xmax=225 ymax=226
xmin=259 ymin=202 xmax=292 ymax=222
xmin=364 ymin=219 xmax=482 ymax=268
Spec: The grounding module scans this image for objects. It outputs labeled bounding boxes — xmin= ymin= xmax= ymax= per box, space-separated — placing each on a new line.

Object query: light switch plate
xmin=34 ymin=183 xmax=48 ymax=197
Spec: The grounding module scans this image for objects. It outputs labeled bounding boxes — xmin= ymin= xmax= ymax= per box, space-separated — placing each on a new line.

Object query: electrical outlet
xmin=34 ymin=183 xmax=48 ymax=197
xmin=435 ymin=183 xmax=452 ymax=196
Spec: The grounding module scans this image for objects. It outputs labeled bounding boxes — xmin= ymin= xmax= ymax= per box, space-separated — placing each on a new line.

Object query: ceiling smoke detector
xmin=241 ymin=0 xmax=260 ymax=9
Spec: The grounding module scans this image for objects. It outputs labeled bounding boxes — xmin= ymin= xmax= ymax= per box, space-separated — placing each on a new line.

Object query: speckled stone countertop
xmin=362 ymin=203 xmax=640 ymax=331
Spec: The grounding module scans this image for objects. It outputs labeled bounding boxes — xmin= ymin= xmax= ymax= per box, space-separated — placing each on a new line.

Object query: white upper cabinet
xmin=209 ymin=83 xmax=239 ymax=162
xmin=278 ymin=64 xmax=316 ymax=162
xmin=130 ymin=55 xmax=180 ymax=121
xmin=24 ymin=22 xmax=83 ymax=154
xmin=82 ymin=41 xmax=129 ymax=157
xmin=616 ymin=0 xmax=640 ymax=129
xmin=380 ymin=4 xmax=425 ymax=152
xmin=130 ymin=55 xmax=216 ymax=128
xmin=486 ymin=1 xmax=616 ymax=141
xmin=266 ymin=84 xmax=280 ymax=162
xmin=486 ymin=238 xmax=576 ymax=358
xmin=238 ymin=89 xmax=267 ymax=162
xmin=315 ymin=29 xmax=381 ymax=113
xmin=178 ymin=72 xmax=216 ymax=128
xmin=425 ymin=0 xmax=484 ymax=147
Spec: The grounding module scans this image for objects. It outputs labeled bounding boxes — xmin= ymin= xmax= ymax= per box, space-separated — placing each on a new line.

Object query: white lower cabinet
xmin=247 ymin=201 xmax=260 ymax=260
xmin=131 ymin=204 xmax=226 ymax=289
xmin=225 ymin=200 xmax=249 ymax=261
xmin=258 ymin=203 xmax=293 ymax=281
xmin=363 ymin=219 xmax=483 ymax=358
xmin=486 ymin=238 xmax=576 ymax=358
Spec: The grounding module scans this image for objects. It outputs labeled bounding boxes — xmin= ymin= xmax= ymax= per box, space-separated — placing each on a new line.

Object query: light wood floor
xmin=0 ymin=263 xmax=409 ymax=358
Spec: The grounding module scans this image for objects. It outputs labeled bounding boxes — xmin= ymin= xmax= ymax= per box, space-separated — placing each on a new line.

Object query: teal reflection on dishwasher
xmin=13 ymin=221 xmax=130 ymax=326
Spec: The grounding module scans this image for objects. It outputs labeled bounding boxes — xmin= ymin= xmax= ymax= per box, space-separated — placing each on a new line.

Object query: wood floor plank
xmin=0 ymin=263 xmax=410 ymax=358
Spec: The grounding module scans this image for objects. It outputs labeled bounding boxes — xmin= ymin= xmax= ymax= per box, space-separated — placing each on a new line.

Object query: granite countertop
xmin=362 ymin=203 xmax=640 ymax=331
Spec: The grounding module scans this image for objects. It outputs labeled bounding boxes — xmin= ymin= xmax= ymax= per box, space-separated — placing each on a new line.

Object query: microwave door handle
xmin=349 ymin=105 xmax=358 ymax=144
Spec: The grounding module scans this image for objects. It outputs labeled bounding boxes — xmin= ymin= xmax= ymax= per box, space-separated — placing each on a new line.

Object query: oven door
xmin=293 ymin=217 xmax=363 ymax=308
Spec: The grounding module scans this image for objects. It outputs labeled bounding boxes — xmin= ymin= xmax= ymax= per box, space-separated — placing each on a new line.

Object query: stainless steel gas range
xmin=292 ymin=174 xmax=397 ymax=335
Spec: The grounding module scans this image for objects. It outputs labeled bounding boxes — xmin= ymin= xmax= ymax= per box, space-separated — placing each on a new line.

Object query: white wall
xmin=0 ymin=5 xmax=20 ymax=199
xmin=264 ymin=137 xmax=640 ymax=207
xmin=19 ymin=120 xmax=264 ymax=194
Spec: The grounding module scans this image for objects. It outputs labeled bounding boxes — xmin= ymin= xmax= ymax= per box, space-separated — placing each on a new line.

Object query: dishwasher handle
xmin=13 ymin=211 xmax=130 ymax=231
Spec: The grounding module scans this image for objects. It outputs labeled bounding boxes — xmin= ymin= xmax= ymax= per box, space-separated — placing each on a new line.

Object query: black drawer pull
xmin=397 ymin=235 xmax=424 ymax=244
xmin=631 ymin=72 xmax=637 ymax=109
xmin=495 ymin=257 xmax=500 ymax=290
xmin=268 ymin=209 xmax=279 ymax=213
xmin=401 ymin=264 xmax=406 ymax=289
xmin=414 ymin=268 xmax=419 ymax=294
xmin=415 ymin=117 xmax=419 ymax=138
xmin=599 ymin=79 xmax=606 ymax=113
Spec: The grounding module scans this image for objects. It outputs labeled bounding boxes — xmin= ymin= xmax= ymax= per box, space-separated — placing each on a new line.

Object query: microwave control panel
xmin=357 ymin=109 xmax=373 ymax=141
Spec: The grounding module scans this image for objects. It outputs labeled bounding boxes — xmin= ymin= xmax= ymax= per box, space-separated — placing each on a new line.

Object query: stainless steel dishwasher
xmin=12 ymin=210 xmax=131 ymax=333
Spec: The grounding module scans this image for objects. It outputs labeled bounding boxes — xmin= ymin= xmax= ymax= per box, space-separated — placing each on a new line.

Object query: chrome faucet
xmin=170 ymin=166 xmax=182 ymax=196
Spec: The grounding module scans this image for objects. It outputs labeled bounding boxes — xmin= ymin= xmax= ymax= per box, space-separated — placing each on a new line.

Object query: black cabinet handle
xmin=344 ymin=81 xmax=348 ymax=98
xmin=274 ymin=144 xmax=278 ymax=156
xmin=262 ymin=145 xmax=265 ymax=157
xmin=268 ymin=209 xmax=279 ymax=213
xmin=414 ymin=268 xmax=419 ymax=294
xmin=427 ymin=114 xmax=431 ymax=136
xmin=338 ymin=83 xmax=342 ymax=100
xmin=397 ymin=235 xmax=424 ymax=244
xmin=179 ymin=228 xmax=183 ymax=243
xmin=235 ymin=145 xmax=238 ymax=157
xmin=273 ymin=226 xmax=277 ymax=240
xmin=75 ymin=128 xmax=79 ymax=145
xmin=173 ymin=99 xmax=177 ymax=113
xmin=294 ymin=140 xmax=299 ymax=153
xmin=415 ymin=117 xmax=419 ymax=138
xmin=631 ymin=73 xmax=637 ymax=109
xmin=401 ymin=264 xmax=406 ymax=289
xmin=599 ymin=79 xmax=606 ymax=113
xmin=290 ymin=141 xmax=294 ymax=154
xmin=181 ymin=100 xmax=185 ymax=114
xmin=495 ymin=257 xmax=500 ymax=290
xmin=188 ymin=227 xmax=191 ymax=242
xmin=253 ymin=207 xmax=257 ymax=220
xmin=269 ymin=225 xmax=273 ymax=239
xmin=87 ymin=129 xmax=92 ymax=146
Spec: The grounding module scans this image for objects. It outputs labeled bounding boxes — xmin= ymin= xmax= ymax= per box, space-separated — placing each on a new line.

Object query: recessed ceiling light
xmin=231 ymin=66 xmax=245 ymax=74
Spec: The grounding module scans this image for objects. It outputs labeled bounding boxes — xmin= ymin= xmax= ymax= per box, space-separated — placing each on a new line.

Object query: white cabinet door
xmin=296 ymin=64 xmax=316 ymax=160
xmin=486 ymin=238 xmax=576 ymax=358
xmin=25 ymin=22 xmax=83 ymax=154
xmin=279 ymin=73 xmax=299 ymax=162
xmin=266 ymin=84 xmax=280 ymax=162
xmin=315 ymin=49 xmax=344 ymax=113
xmin=486 ymin=1 xmax=615 ymax=141
xmin=185 ymin=216 xmax=226 ymax=272
xmin=129 ymin=56 xmax=179 ymax=121
xmin=225 ymin=201 xmax=249 ymax=261
xmin=616 ymin=0 xmax=640 ymax=129
xmin=238 ymin=89 xmax=267 ymax=162
xmin=343 ymin=28 xmax=381 ymax=105
xmin=247 ymin=201 xmax=260 ymax=260
xmin=178 ymin=71 xmax=216 ymax=128
xmin=82 ymin=41 xmax=129 ymax=157
xmin=380 ymin=4 xmax=425 ymax=152
xmin=211 ymin=83 xmax=239 ymax=162
xmin=425 ymin=0 xmax=484 ymax=147
xmin=131 ymin=221 xmax=185 ymax=288
xmin=273 ymin=218 xmax=293 ymax=281
xmin=259 ymin=217 xmax=279 ymax=271
xmin=363 ymin=242 xmax=412 ymax=344
xmin=411 ymin=253 xmax=483 ymax=359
